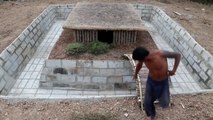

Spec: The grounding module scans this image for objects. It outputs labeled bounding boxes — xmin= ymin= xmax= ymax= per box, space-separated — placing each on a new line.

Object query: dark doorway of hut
xmin=98 ymin=30 xmax=113 ymax=44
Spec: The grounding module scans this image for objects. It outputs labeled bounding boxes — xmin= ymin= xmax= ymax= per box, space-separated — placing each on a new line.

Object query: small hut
xmin=63 ymin=2 xmax=145 ymax=45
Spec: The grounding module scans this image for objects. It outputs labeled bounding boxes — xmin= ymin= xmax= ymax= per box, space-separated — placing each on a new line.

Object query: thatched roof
xmin=63 ymin=2 xmax=145 ymax=31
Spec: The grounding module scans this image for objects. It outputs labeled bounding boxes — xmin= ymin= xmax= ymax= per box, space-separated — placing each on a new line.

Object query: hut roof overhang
xmin=63 ymin=2 xmax=145 ymax=31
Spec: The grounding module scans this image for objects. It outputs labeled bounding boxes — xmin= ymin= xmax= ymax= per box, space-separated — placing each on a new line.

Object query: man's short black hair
xmin=132 ymin=47 xmax=149 ymax=60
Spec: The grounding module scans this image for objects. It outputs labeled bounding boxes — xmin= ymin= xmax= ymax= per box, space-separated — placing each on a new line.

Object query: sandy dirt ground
xmin=0 ymin=94 xmax=213 ymax=120
xmin=0 ymin=0 xmax=213 ymax=120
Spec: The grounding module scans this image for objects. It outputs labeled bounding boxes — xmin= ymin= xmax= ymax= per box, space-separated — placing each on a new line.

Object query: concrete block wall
xmin=0 ymin=5 xmax=73 ymax=95
xmin=40 ymin=60 xmax=135 ymax=90
xmin=133 ymin=4 xmax=153 ymax=21
xmin=54 ymin=4 xmax=75 ymax=20
xmin=134 ymin=4 xmax=213 ymax=88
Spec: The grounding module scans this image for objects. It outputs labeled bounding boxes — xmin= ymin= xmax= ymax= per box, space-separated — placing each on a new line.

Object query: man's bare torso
xmin=144 ymin=50 xmax=168 ymax=81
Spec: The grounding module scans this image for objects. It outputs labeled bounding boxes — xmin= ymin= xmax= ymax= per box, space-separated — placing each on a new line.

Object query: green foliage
xmin=65 ymin=43 xmax=87 ymax=55
xmin=65 ymin=41 xmax=113 ymax=55
xmin=72 ymin=112 xmax=117 ymax=120
xmin=87 ymin=41 xmax=112 ymax=55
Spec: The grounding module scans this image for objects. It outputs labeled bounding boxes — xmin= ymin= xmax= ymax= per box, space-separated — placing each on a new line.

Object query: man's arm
xmin=163 ymin=51 xmax=181 ymax=76
xmin=133 ymin=61 xmax=143 ymax=80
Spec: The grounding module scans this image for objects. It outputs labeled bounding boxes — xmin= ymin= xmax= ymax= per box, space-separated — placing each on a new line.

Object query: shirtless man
xmin=132 ymin=46 xmax=181 ymax=120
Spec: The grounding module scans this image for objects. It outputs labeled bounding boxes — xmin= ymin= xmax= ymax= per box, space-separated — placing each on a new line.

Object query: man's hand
xmin=163 ymin=51 xmax=181 ymax=76
xmin=168 ymin=70 xmax=175 ymax=76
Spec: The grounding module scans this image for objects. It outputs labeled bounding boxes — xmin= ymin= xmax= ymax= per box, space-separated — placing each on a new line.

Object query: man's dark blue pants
xmin=144 ymin=76 xmax=170 ymax=118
